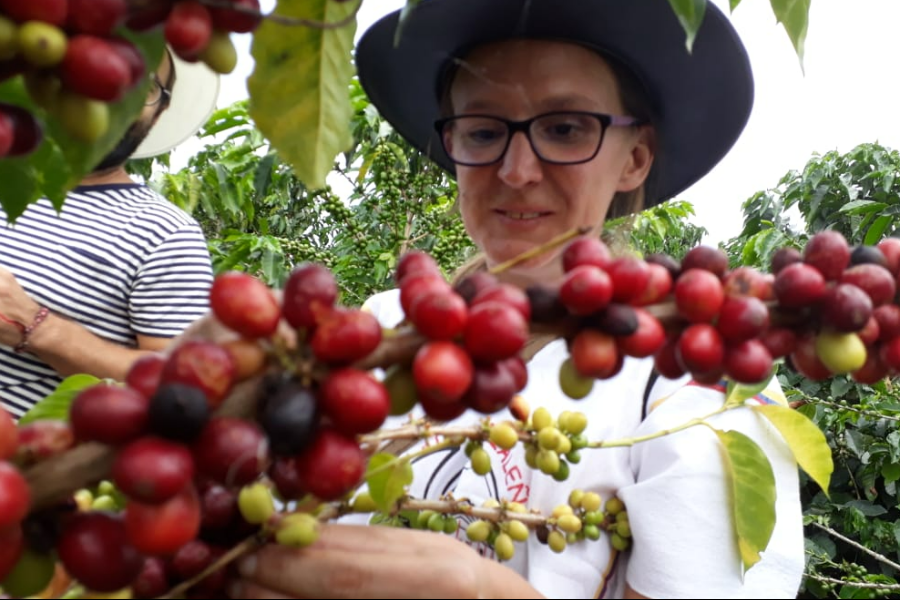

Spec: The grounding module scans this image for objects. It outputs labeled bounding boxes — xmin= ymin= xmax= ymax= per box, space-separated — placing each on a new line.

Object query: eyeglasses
xmin=145 ymin=74 xmax=171 ymax=107
xmin=434 ymin=111 xmax=646 ymax=167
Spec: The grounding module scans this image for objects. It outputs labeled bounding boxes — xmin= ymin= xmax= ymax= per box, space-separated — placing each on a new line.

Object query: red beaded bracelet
xmin=14 ymin=306 xmax=50 ymax=354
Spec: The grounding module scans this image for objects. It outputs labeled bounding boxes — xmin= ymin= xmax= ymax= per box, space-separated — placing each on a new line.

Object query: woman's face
xmin=448 ymin=40 xmax=655 ymax=280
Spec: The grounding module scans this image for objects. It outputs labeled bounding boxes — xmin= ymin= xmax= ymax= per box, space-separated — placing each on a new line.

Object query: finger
xmin=306 ymin=523 xmax=455 ymax=555
xmin=240 ymin=542 xmax=479 ymax=599
xmin=227 ymin=578 xmax=302 ymax=599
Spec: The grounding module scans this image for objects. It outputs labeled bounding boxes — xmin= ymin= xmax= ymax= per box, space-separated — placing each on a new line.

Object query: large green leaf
xmin=769 ymin=0 xmax=811 ymax=71
xmin=18 ymin=374 xmax=101 ymax=425
xmin=713 ymin=428 xmax=776 ymax=574
xmin=667 ymin=0 xmax=708 ymax=53
xmin=0 ymin=30 xmax=165 ymax=221
xmin=753 ymin=404 xmax=833 ymax=498
xmin=248 ymin=0 xmax=357 ymax=190
xmin=365 ymin=452 xmax=413 ymax=513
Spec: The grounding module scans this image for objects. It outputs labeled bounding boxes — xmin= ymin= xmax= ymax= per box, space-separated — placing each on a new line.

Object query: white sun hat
xmin=131 ymin=50 xmax=221 ymax=159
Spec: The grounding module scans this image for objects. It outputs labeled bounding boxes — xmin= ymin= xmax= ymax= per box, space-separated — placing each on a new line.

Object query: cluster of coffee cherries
xmin=127 ymin=0 xmax=261 ymax=74
xmin=527 ymin=232 xmax=900 ymax=400
xmin=0 ymin=0 xmax=258 ymax=155
xmin=459 ymin=488 xmax=629 ymax=562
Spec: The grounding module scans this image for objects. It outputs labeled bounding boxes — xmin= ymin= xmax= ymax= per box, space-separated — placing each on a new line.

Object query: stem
xmin=588 ymin=406 xmax=728 ymax=449
xmin=398 ymin=498 xmax=551 ymax=528
xmin=488 ymin=226 xmax=592 ymax=274
xmin=198 ymin=0 xmax=363 ymax=29
xmin=804 ymin=573 xmax=900 ymax=591
xmin=810 ymin=522 xmax=900 ymax=573
xmin=157 ymin=535 xmax=262 ymax=600
xmin=363 ymin=438 xmax=463 ymax=480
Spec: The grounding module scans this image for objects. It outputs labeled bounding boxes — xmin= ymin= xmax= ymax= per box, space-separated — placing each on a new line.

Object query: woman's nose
xmin=497 ymin=132 xmax=543 ymax=188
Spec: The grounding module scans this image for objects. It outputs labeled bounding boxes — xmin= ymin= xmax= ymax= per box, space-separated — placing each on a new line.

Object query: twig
xmin=489 ymin=226 xmax=592 ymax=274
xmin=807 ymin=397 xmax=900 ymax=423
xmin=804 ymin=573 xmax=900 ymax=590
xmin=811 ymin=522 xmax=900 ymax=573
xmin=398 ymin=498 xmax=551 ymax=528
xmin=198 ymin=0 xmax=363 ymax=29
xmin=157 ymin=535 xmax=263 ymax=599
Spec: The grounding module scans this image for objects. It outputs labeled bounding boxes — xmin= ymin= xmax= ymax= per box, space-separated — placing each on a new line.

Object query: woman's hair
xmin=438 ymin=40 xmax=658 ymax=285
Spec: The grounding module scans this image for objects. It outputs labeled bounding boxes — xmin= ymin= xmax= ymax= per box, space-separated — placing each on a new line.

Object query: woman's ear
xmin=617 ymin=126 xmax=656 ymax=193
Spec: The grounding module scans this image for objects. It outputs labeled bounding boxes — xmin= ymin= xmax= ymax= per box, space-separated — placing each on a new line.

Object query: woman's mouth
xmin=496 ymin=210 xmax=552 ymax=220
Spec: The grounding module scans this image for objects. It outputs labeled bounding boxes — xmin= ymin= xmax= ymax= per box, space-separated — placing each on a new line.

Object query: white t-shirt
xmin=351 ymin=289 xmax=805 ymax=599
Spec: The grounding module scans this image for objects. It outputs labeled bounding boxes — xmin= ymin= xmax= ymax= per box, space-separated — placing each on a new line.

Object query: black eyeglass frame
xmin=146 ymin=74 xmax=172 ymax=107
xmin=433 ymin=110 xmax=647 ymax=167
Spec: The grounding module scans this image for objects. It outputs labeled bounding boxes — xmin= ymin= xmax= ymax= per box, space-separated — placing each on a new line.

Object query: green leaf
xmin=712 ymin=428 xmax=777 ymax=574
xmin=730 ymin=0 xmax=742 ymax=10
xmin=18 ymin=374 xmax=101 ymax=426
xmin=365 ymin=452 xmax=413 ymax=513
xmin=752 ymin=404 xmax=833 ymax=498
xmin=724 ymin=374 xmax=773 ymax=409
xmin=667 ymin=0 xmax=708 ymax=53
xmin=865 ymin=215 xmax=892 ymax=245
xmin=248 ymin=0 xmax=357 ymax=190
xmin=769 ymin=0 xmax=810 ymax=72
xmin=0 ymin=30 xmax=165 ymax=221
xmin=882 ymin=463 xmax=900 ymax=483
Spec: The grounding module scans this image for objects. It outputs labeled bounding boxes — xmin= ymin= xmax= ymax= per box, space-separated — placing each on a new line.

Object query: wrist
xmin=14 ymin=306 xmax=52 ymax=355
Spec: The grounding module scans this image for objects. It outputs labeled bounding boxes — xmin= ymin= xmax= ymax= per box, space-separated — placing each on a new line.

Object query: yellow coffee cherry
xmin=238 ymin=482 xmax=275 ymax=525
xmin=551 ymin=504 xmax=574 ymax=518
xmin=506 ymin=519 xmax=530 ymax=542
xmin=548 ymin=530 xmax=567 ymax=553
xmin=568 ymin=489 xmax=584 ymax=510
xmin=494 ymin=532 xmax=515 ymax=561
xmin=605 ymin=496 xmax=625 ymax=516
xmin=532 ymin=407 xmax=553 ymax=431
xmin=489 ymin=422 xmax=520 ymax=450
xmin=581 ymin=492 xmax=602 ymax=513
xmin=275 ymin=513 xmax=320 ymax=548
xmin=557 ymin=514 xmax=583 ymax=534
xmin=466 ymin=520 xmax=493 ymax=543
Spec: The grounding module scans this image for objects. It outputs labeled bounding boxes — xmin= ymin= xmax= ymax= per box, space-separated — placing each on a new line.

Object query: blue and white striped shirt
xmin=0 ymin=183 xmax=214 ymax=419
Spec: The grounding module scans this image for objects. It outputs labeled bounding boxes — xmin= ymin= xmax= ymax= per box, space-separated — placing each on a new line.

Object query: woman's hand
xmin=227 ymin=522 xmax=544 ymax=599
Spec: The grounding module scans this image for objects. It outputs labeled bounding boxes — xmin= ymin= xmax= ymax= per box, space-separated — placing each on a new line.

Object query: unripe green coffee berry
xmin=470 ymin=446 xmax=492 ymax=475
xmin=489 ymin=423 xmax=519 ymax=450
xmin=568 ymin=489 xmax=585 ymax=509
xmin=616 ymin=520 xmax=632 ymax=538
xmin=532 ymin=407 xmax=553 ymax=431
xmin=507 ymin=501 xmax=527 ymax=513
xmin=552 ymin=460 xmax=570 ymax=482
xmin=464 ymin=439 xmax=479 ymax=457
xmin=238 ymin=483 xmax=275 ymax=525
xmin=570 ymin=433 xmax=589 ymax=450
xmin=581 ymin=492 xmax=602 ymax=513
xmin=611 ymin=532 xmax=630 ymax=551
xmin=416 ymin=510 xmax=437 ymax=529
xmin=566 ymin=449 xmax=582 ymax=464
xmin=494 ymin=532 xmax=515 ymax=561
xmin=606 ymin=497 xmax=625 ymax=516
xmin=567 ymin=531 xmax=580 ymax=544
xmin=443 ymin=516 xmax=459 ymax=535
xmin=557 ymin=514 xmax=583 ymax=534
xmin=537 ymin=449 xmax=560 ymax=475
xmin=427 ymin=512 xmax=445 ymax=532
xmin=91 ymin=495 xmax=117 ymax=511
xmin=566 ymin=412 xmax=589 ymax=436
xmin=551 ymin=504 xmax=573 ymax=518
xmin=556 ymin=435 xmax=572 ymax=455
xmin=583 ymin=510 xmax=604 ymax=526
xmin=548 ymin=530 xmax=567 ymax=553
xmin=537 ymin=427 xmax=561 ymax=451
xmin=351 ymin=492 xmax=378 ymax=513
xmin=97 ymin=480 xmax=116 ymax=496
xmin=616 ymin=511 xmax=630 ymax=524
xmin=275 ymin=513 xmax=320 ymax=547
xmin=506 ymin=519 xmax=530 ymax=542
xmin=524 ymin=445 xmax=538 ymax=469
xmin=583 ymin=524 xmax=601 ymax=541
xmin=559 ymin=358 xmax=593 ymax=400
xmin=482 ymin=499 xmax=501 ymax=509
xmin=466 ymin=520 xmax=493 ymax=543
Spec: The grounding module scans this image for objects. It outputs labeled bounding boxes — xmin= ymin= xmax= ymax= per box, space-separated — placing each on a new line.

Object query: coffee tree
xmin=0 ymin=1 xmax=852 ymax=599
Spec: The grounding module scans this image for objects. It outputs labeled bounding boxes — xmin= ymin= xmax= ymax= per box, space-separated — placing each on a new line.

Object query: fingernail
xmin=238 ymin=554 xmax=257 ymax=577
xmin=227 ymin=580 xmax=243 ymax=598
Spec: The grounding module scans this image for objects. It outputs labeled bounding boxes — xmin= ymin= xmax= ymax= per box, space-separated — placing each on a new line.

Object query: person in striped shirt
xmin=0 ymin=49 xmax=220 ymax=420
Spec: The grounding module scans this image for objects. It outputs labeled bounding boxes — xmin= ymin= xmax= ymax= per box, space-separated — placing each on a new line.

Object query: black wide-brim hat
xmin=355 ymin=0 xmax=754 ymax=208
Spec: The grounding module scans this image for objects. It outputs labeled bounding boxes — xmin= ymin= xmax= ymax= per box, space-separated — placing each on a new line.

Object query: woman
xmin=227 ymin=0 xmax=805 ymax=598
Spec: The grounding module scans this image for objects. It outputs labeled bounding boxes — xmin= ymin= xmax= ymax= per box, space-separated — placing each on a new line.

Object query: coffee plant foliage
xmin=724 ymin=142 xmax=900 ymax=599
